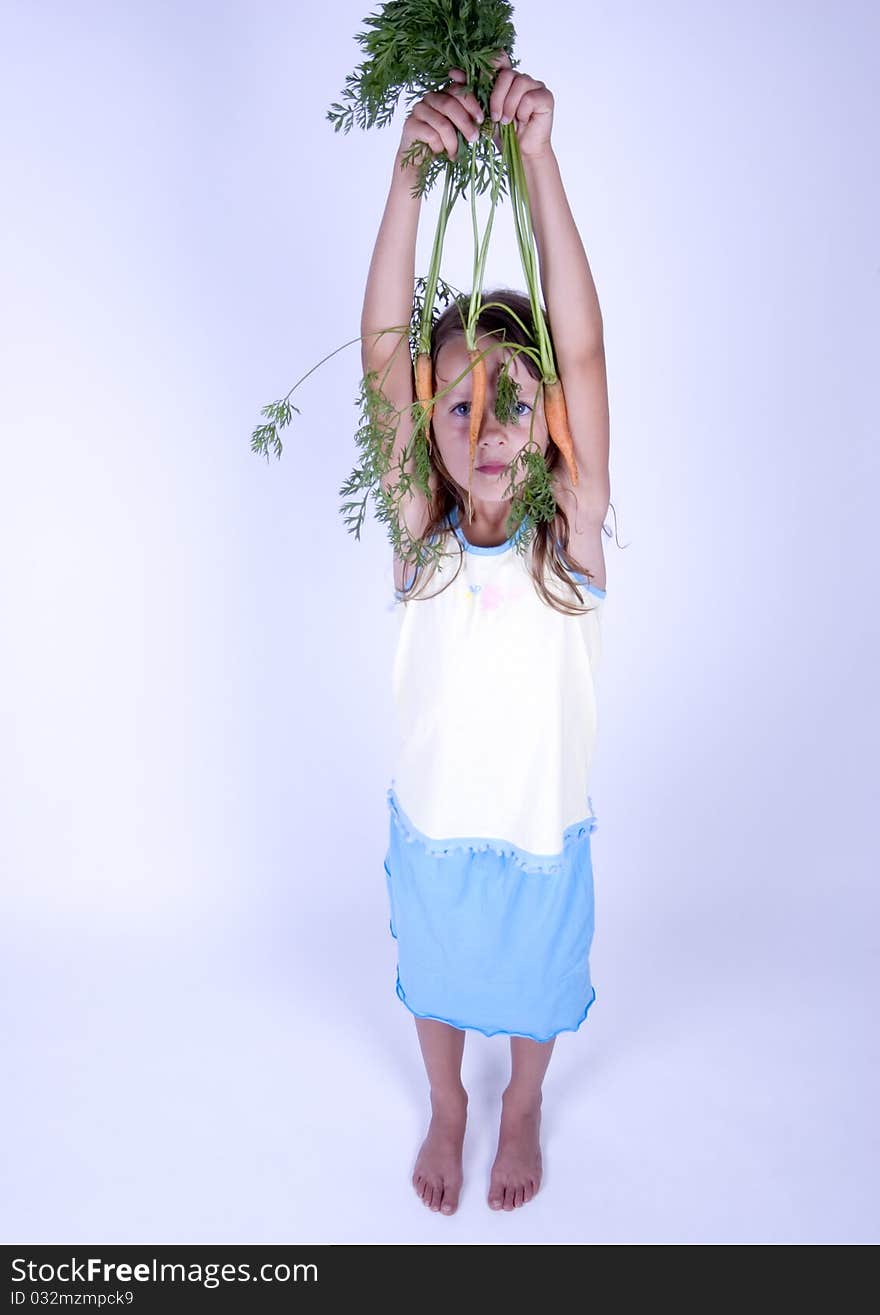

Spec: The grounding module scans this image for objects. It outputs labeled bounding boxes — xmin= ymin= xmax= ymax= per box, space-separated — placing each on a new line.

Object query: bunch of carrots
xmin=251 ymin=0 xmax=578 ymax=551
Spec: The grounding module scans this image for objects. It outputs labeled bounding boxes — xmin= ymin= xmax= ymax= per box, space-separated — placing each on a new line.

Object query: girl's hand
xmin=479 ymin=50 xmax=555 ymax=159
xmin=399 ymin=71 xmax=485 ymax=163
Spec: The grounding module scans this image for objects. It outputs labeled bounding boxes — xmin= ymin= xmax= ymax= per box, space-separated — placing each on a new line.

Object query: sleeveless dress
xmin=384 ymin=503 xmax=607 ymax=1042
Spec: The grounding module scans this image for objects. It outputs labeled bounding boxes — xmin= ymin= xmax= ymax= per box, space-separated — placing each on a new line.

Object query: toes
xmin=416 ymin=1158 xmax=463 ymax=1213
xmin=489 ymin=1167 xmax=544 ymax=1209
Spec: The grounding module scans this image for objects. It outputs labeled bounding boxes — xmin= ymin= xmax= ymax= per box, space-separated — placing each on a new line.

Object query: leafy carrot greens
xmin=327 ymin=0 xmax=517 ymax=201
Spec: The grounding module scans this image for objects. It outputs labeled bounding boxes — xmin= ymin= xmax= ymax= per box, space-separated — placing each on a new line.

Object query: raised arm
xmin=360 ymin=148 xmax=432 ymax=546
xmin=361 ymin=71 xmax=482 ymax=374
xmin=360 ymin=148 xmax=422 ymax=379
xmin=488 ymin=52 xmax=610 ymax=517
xmin=521 ymin=148 xmax=604 ymax=360
xmin=523 ymin=147 xmax=610 ymax=517
xmin=361 ymin=83 xmax=484 ymax=547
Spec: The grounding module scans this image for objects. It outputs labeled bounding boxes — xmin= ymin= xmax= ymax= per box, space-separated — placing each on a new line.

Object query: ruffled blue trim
xmin=393 ymin=971 xmax=597 ymax=1041
xmin=386 ymin=785 xmax=597 ymax=875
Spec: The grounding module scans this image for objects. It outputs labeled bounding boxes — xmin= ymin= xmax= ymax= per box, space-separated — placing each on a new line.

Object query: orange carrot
xmin=468 ymin=347 xmax=486 ymax=486
xmin=415 ymin=351 xmax=434 ymax=443
xmin=543 ymin=377 xmax=579 ymax=487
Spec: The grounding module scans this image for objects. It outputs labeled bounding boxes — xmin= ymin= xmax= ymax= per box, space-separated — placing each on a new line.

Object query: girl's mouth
xmin=477 ymin=463 xmax=507 ymax=474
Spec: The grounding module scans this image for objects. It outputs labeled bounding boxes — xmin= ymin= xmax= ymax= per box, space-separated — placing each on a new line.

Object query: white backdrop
xmin=1 ymin=0 xmax=877 ymax=1243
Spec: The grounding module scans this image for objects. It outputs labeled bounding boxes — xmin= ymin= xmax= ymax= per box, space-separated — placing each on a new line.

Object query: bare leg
xmin=411 ymin=1017 xmax=468 ymax=1215
xmin=488 ymin=1035 xmax=556 ymax=1210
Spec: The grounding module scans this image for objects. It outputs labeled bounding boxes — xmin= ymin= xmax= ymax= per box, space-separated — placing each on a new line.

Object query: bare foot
xmin=488 ymin=1090 xmax=543 ymax=1210
xmin=412 ymin=1087 xmax=468 ymax=1215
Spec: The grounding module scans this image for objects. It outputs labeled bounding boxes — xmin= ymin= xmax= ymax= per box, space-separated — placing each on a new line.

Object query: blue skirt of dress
xmin=383 ymin=791 xmax=597 ymax=1042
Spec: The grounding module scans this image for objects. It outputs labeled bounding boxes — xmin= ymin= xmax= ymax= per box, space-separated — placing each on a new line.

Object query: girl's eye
xmin=451 ymin=401 xmax=531 ymax=416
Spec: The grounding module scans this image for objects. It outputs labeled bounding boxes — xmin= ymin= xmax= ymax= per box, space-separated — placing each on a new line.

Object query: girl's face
xmin=431 ymin=333 xmax=548 ymax=501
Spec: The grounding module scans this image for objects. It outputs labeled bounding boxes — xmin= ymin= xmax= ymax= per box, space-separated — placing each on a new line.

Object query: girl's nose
xmin=478 ymin=406 xmax=508 ymax=437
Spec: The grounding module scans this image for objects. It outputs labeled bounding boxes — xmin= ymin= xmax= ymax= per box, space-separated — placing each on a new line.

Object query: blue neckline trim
xmin=448 ymin=503 xmax=527 ymax=554
xmin=393 ymin=508 xmax=608 ymax=599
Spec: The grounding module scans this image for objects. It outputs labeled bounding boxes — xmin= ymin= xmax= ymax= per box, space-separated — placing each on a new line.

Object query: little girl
xmin=362 ymin=53 xmax=610 ymax=1215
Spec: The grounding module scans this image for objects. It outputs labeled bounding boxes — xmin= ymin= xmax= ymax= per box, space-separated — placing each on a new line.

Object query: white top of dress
xmin=388 ymin=506 xmax=607 ymax=865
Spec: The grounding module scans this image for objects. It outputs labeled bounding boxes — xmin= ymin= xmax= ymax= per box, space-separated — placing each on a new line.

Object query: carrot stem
xmin=501 ymin=122 xmax=582 ymax=489
xmin=458 ymin=135 xmax=505 ymax=519
xmin=416 ymin=163 xmax=455 ymax=358
xmin=467 ymin=348 xmax=487 ymax=517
